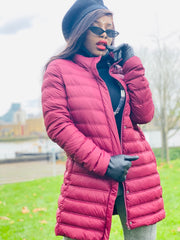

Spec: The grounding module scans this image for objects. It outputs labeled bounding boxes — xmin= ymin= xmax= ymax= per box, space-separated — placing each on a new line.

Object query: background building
xmin=0 ymin=103 xmax=46 ymax=138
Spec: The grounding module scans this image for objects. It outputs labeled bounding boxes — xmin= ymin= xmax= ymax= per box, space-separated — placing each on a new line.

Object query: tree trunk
xmin=161 ymin=127 xmax=170 ymax=163
xmin=160 ymin=99 xmax=170 ymax=163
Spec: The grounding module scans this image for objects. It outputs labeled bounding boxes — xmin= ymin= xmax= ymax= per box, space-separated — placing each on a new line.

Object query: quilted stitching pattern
xmin=41 ymin=55 xmax=165 ymax=240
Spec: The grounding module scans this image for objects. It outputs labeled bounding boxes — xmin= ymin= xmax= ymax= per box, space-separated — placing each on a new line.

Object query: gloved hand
xmin=105 ymin=155 xmax=139 ymax=182
xmin=107 ymin=43 xmax=134 ymax=65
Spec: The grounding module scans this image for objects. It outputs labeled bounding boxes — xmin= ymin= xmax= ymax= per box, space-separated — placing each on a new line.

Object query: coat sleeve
xmin=41 ymin=61 xmax=110 ymax=176
xmin=122 ymin=56 xmax=154 ymax=124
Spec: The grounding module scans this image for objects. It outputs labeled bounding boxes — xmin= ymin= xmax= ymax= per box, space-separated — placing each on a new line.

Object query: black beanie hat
xmin=62 ymin=0 xmax=108 ymax=40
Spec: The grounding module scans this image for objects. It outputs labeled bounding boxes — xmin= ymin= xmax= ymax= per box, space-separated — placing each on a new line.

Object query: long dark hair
xmin=45 ymin=9 xmax=113 ymax=68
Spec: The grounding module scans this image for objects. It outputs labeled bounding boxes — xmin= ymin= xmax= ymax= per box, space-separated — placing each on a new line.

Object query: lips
xmin=96 ymin=40 xmax=107 ymax=50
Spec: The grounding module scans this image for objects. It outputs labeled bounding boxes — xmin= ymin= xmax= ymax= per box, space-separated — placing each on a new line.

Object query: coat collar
xmin=73 ymin=54 xmax=101 ymax=72
xmin=73 ymin=54 xmax=124 ymax=80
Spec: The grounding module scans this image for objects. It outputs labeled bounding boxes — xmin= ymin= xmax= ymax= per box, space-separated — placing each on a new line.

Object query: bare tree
xmin=139 ymin=37 xmax=180 ymax=162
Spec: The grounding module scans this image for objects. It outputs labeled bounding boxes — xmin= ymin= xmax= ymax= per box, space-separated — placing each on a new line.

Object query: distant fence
xmin=0 ymin=151 xmax=65 ymax=164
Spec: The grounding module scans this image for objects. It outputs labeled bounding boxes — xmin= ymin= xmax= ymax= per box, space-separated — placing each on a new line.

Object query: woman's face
xmin=83 ymin=15 xmax=114 ymax=57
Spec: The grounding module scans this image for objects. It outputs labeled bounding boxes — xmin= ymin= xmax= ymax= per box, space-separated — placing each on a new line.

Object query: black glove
xmin=107 ymin=43 xmax=134 ymax=65
xmin=105 ymin=155 xmax=139 ymax=182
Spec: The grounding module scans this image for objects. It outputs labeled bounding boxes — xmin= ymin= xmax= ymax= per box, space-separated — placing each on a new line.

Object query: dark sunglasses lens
xmin=89 ymin=27 xmax=119 ymax=38
xmin=106 ymin=29 xmax=119 ymax=38
xmin=90 ymin=27 xmax=104 ymax=35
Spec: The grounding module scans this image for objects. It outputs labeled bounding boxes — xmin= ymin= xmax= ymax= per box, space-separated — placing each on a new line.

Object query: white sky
xmin=0 ymin=0 xmax=179 ymax=115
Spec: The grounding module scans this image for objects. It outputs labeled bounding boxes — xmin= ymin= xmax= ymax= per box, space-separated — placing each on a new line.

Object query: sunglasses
xmin=89 ymin=26 xmax=119 ymax=38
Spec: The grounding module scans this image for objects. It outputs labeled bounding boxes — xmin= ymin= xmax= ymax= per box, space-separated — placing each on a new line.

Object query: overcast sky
xmin=0 ymin=0 xmax=179 ymax=115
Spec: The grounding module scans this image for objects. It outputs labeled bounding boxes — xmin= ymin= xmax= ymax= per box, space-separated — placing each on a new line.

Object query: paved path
xmin=0 ymin=160 xmax=66 ymax=185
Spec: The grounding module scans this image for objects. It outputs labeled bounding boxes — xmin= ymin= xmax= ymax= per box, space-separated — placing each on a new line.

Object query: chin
xmin=95 ymin=50 xmax=108 ymax=57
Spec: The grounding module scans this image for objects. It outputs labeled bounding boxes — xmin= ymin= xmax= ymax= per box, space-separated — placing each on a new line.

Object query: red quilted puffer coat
xmin=42 ymin=54 xmax=165 ymax=240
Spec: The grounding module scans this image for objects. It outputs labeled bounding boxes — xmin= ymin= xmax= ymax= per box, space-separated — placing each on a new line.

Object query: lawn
xmin=0 ymin=160 xmax=180 ymax=240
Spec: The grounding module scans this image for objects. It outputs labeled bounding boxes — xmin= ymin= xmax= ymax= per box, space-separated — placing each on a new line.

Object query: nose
xmin=100 ymin=31 xmax=108 ymax=39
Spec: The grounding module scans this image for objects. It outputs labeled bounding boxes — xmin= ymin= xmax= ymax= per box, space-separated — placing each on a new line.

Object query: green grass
xmin=0 ymin=161 xmax=180 ymax=240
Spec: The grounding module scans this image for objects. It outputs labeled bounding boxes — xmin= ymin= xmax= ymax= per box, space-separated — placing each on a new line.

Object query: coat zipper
xmin=119 ymin=90 xmax=131 ymax=230
xmin=109 ymin=63 xmax=131 ymax=230
xmin=94 ymin=58 xmax=131 ymax=229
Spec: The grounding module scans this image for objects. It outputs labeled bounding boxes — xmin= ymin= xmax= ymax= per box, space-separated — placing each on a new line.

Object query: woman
xmin=42 ymin=0 xmax=165 ymax=239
